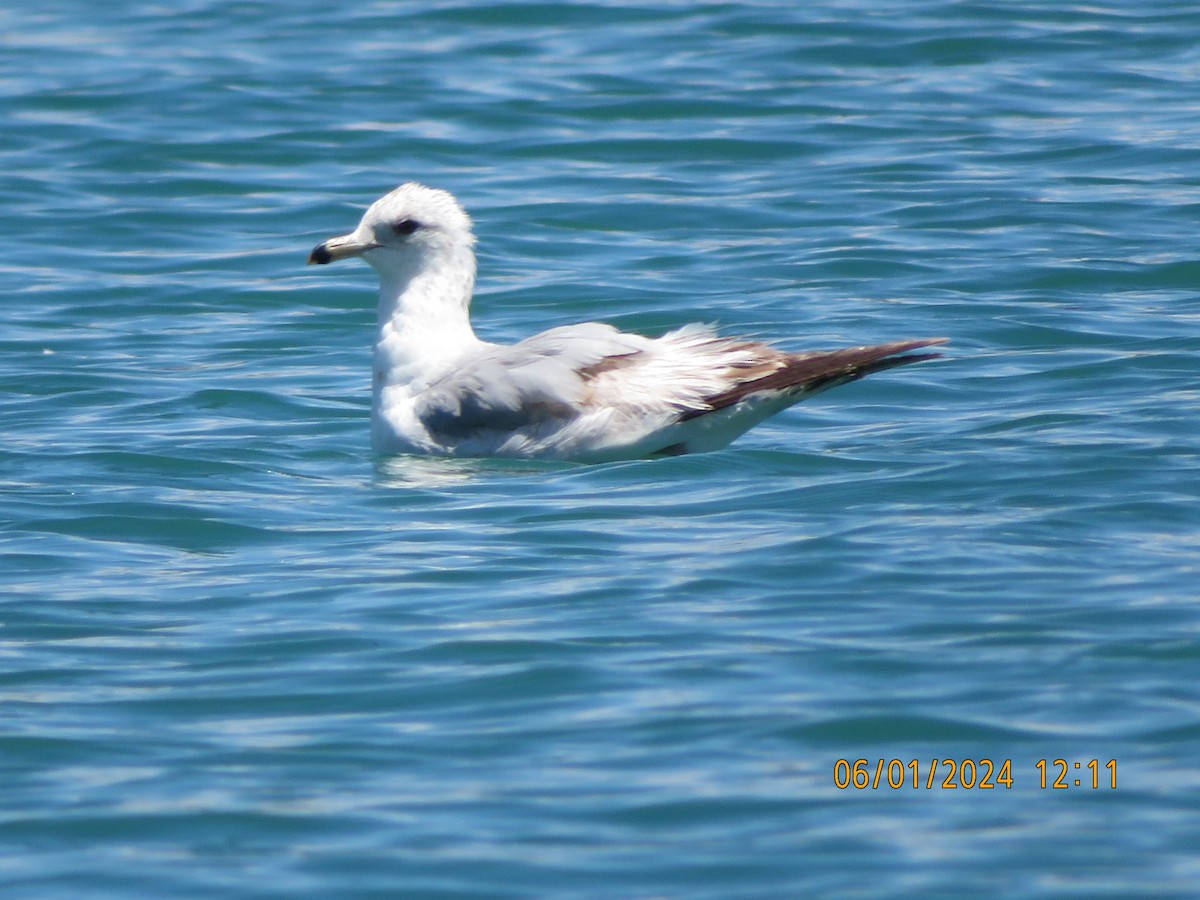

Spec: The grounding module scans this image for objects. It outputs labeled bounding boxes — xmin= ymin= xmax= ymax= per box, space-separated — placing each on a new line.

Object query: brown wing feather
xmin=680 ymin=337 xmax=947 ymax=421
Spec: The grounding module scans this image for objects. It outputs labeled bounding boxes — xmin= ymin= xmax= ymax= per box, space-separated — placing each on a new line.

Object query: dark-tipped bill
xmin=307 ymin=233 xmax=379 ymax=265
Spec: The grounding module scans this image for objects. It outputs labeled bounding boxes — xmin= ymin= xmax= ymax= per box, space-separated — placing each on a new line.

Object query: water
xmin=3 ymin=1 xmax=1199 ymax=896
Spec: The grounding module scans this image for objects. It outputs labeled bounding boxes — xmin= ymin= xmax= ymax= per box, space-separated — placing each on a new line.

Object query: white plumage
xmin=308 ymin=183 xmax=946 ymax=462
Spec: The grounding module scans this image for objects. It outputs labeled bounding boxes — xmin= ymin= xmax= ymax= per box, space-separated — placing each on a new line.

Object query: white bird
xmin=308 ymin=183 xmax=946 ymax=462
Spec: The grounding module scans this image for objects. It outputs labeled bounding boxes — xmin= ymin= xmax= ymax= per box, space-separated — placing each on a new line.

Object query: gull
xmin=308 ymin=183 xmax=946 ymax=462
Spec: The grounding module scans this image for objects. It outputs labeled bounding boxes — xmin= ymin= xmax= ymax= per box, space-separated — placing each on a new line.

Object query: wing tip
xmin=680 ymin=336 xmax=950 ymax=421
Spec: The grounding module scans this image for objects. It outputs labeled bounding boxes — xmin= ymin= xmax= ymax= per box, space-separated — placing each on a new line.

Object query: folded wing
xmin=413 ymin=322 xmax=946 ymax=457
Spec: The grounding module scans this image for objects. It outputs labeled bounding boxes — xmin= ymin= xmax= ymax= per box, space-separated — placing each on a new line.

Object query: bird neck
xmin=373 ymin=245 xmax=482 ymax=393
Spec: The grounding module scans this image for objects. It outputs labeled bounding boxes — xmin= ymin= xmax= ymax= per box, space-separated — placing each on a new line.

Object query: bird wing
xmin=414 ymin=323 xmax=946 ymax=455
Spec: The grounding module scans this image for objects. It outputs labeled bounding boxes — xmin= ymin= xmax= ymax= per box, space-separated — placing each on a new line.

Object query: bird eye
xmin=392 ymin=219 xmax=420 ymax=236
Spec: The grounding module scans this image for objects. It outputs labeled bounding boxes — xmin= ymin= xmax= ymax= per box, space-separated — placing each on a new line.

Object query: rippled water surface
xmin=4 ymin=2 xmax=1200 ymax=896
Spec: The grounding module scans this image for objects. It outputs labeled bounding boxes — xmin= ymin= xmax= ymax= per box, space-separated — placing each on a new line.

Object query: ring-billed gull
xmin=308 ymin=183 xmax=946 ymax=462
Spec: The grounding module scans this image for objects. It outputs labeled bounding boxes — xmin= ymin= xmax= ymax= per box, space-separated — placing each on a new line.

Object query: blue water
xmin=4 ymin=1 xmax=1200 ymax=896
